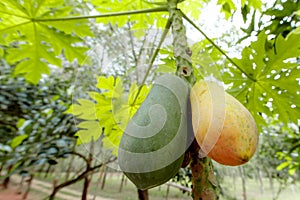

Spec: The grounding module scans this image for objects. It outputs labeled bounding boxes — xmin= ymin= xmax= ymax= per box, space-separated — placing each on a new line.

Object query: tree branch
xmin=49 ymin=157 xmax=116 ymax=200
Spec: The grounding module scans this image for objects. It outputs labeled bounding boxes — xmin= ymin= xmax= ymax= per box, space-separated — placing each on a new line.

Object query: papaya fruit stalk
xmin=167 ymin=0 xmax=218 ymax=199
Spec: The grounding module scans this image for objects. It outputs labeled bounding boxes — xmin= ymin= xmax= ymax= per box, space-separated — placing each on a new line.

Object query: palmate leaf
xmin=178 ymin=0 xmax=209 ymax=21
xmin=217 ymin=0 xmax=262 ymax=19
xmin=68 ymin=76 xmax=151 ymax=154
xmin=0 ymin=0 xmax=93 ymax=84
xmin=224 ymin=30 xmax=300 ymax=128
xmin=91 ymin=0 xmax=168 ymax=30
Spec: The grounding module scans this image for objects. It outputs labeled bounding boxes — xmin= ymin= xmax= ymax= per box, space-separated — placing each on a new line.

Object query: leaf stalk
xmin=33 ymin=7 xmax=168 ymax=22
xmin=180 ymin=11 xmax=256 ymax=82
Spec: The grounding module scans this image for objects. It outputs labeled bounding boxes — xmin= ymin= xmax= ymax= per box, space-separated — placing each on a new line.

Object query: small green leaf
xmin=16 ymin=118 xmax=25 ymax=128
xmin=276 ymin=161 xmax=289 ymax=171
xmin=11 ymin=134 xmax=28 ymax=148
xmin=288 ymin=166 xmax=296 ymax=175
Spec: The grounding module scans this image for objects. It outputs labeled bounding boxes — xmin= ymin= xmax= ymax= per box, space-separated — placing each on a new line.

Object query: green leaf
xmin=11 ymin=134 xmax=28 ymax=148
xmin=67 ymin=99 xmax=97 ymax=120
xmin=217 ymin=0 xmax=236 ymax=19
xmin=224 ymin=30 xmax=300 ymax=128
xmin=288 ymin=166 xmax=296 ymax=175
xmin=16 ymin=118 xmax=26 ymax=128
xmin=276 ymin=161 xmax=289 ymax=171
xmin=178 ymin=0 xmax=206 ymax=21
xmin=0 ymin=0 xmax=93 ymax=83
xmin=0 ymin=47 xmax=4 ymax=57
xmin=76 ymin=121 xmax=102 ymax=144
xmin=69 ymin=76 xmax=150 ymax=153
xmin=92 ymin=0 xmax=167 ymax=29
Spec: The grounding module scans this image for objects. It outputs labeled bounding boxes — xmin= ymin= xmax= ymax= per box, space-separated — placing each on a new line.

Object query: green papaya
xmin=118 ymin=74 xmax=190 ymax=190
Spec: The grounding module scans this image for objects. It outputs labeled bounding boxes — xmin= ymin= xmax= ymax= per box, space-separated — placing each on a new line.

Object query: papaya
xmin=118 ymin=74 xmax=190 ymax=190
xmin=190 ymin=80 xmax=258 ymax=166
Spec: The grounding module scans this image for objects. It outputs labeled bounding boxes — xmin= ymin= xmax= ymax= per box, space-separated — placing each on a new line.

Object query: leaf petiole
xmin=180 ymin=10 xmax=256 ymax=82
xmin=33 ymin=7 xmax=168 ymax=22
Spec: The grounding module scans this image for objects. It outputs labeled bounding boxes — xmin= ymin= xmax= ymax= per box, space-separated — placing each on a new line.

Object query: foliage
xmin=66 ymin=76 xmax=151 ymax=154
xmin=223 ymin=29 xmax=300 ymax=128
xmin=0 ymin=62 xmax=77 ymax=173
xmin=276 ymin=124 xmax=300 ymax=176
xmin=0 ymin=0 xmax=92 ymax=84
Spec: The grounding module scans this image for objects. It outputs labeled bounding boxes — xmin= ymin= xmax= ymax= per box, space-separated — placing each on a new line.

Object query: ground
xmin=0 ymin=176 xmax=112 ymax=200
xmin=0 ymin=179 xmax=36 ymax=200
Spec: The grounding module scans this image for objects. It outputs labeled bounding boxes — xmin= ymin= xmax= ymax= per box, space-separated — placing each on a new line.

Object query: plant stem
xmin=33 ymin=7 xmax=168 ymax=22
xmin=167 ymin=1 xmax=217 ymax=199
xmin=168 ymin=1 xmax=195 ymax=84
xmin=189 ymin=141 xmax=217 ymax=199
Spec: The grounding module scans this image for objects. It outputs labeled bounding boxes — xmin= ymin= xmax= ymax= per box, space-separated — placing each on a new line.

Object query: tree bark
xmin=119 ymin=174 xmax=125 ymax=192
xmin=138 ymin=189 xmax=149 ymax=200
xmin=22 ymin=174 xmax=34 ymax=200
xmin=48 ymin=153 xmax=116 ymax=200
xmin=81 ymin=141 xmax=94 ymax=200
xmin=238 ymin=166 xmax=247 ymax=200
xmin=190 ymin=140 xmax=217 ymax=200
xmin=3 ymin=164 xmax=13 ymax=189
xmin=101 ymin=171 xmax=107 ymax=190
xmin=82 ymin=177 xmax=90 ymax=200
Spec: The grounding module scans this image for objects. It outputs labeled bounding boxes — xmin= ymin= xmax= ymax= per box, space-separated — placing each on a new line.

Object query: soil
xmin=0 ymin=176 xmax=113 ymax=200
xmin=0 ymin=181 xmax=38 ymax=200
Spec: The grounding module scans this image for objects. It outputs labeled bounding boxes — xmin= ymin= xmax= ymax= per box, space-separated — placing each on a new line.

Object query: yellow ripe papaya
xmin=190 ymin=80 xmax=258 ymax=166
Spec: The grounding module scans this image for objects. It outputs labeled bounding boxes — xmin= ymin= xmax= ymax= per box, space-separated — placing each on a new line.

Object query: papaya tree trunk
xmin=101 ymin=171 xmax=107 ymax=190
xmin=190 ymin=141 xmax=217 ymax=199
xmin=82 ymin=176 xmax=90 ymax=200
xmin=44 ymin=164 xmax=52 ymax=179
xmin=238 ymin=166 xmax=247 ymax=200
xmin=92 ymin=160 xmax=106 ymax=200
xmin=119 ymin=173 xmax=125 ymax=192
xmin=167 ymin=0 xmax=217 ymax=199
xmin=256 ymin=167 xmax=264 ymax=193
xmin=3 ymin=164 xmax=13 ymax=189
xmin=22 ymin=174 xmax=34 ymax=200
xmin=81 ymin=140 xmax=94 ymax=200
xmin=137 ymin=189 xmax=149 ymax=200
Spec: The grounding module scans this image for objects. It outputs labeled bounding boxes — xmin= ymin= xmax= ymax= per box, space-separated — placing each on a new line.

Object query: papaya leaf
xmin=178 ymin=0 xmax=207 ymax=21
xmin=66 ymin=99 xmax=97 ymax=120
xmin=217 ymin=0 xmax=261 ymax=19
xmin=0 ymin=0 xmax=92 ymax=84
xmin=217 ymin=0 xmax=236 ymax=19
xmin=91 ymin=0 xmax=168 ymax=30
xmin=69 ymin=76 xmax=150 ymax=154
xmin=76 ymin=121 xmax=102 ymax=145
xmin=224 ymin=30 xmax=300 ymax=128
